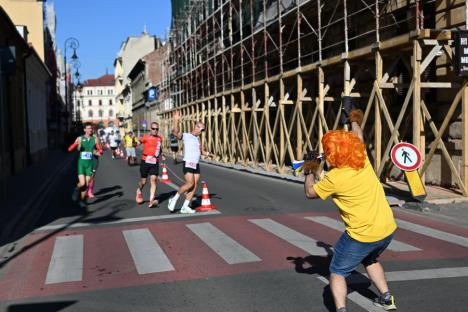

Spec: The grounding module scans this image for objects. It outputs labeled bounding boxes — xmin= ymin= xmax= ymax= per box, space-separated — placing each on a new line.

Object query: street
xmin=0 ymin=151 xmax=467 ymax=312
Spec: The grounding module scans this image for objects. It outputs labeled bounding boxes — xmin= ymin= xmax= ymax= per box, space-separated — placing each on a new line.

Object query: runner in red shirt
xmin=136 ymin=122 xmax=166 ymax=207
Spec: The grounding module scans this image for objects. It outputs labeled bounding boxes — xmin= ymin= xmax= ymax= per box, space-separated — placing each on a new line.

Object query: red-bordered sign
xmin=391 ymin=142 xmax=422 ymax=171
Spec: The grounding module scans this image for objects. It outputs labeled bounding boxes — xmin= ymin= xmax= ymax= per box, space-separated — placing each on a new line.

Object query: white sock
xmin=150 ymin=192 xmax=155 ymax=200
xmin=182 ymin=199 xmax=190 ymax=208
xmin=172 ymin=192 xmax=180 ymax=201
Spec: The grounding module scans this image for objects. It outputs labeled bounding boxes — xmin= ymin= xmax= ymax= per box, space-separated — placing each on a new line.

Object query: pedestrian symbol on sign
xmin=401 ymin=149 xmax=412 ymax=164
xmin=391 ymin=143 xmax=421 ymax=171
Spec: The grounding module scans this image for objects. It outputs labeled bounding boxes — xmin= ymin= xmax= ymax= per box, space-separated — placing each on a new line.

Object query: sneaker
xmin=87 ymin=189 xmax=95 ymax=199
xmin=373 ymin=295 xmax=397 ymax=311
xmin=148 ymin=198 xmax=159 ymax=208
xmin=72 ymin=188 xmax=80 ymax=202
xmin=167 ymin=196 xmax=177 ymax=212
xmin=180 ymin=206 xmax=196 ymax=214
xmin=136 ymin=192 xmax=144 ymax=204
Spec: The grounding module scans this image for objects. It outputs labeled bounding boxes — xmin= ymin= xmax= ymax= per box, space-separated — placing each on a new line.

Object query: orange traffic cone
xmin=160 ymin=164 xmax=172 ymax=183
xmin=195 ymin=181 xmax=216 ymax=212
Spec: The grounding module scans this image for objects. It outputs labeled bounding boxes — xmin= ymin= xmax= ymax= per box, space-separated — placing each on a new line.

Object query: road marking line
xmin=396 ymin=218 xmax=468 ymax=248
xmin=35 ymin=210 xmax=221 ymax=232
xmin=123 ymin=228 xmax=174 ymax=274
xmin=187 ymin=223 xmax=261 ymax=264
xmin=305 ymin=216 xmax=421 ymax=252
xmin=45 ymin=235 xmax=83 ymax=284
xmin=249 ymin=218 xmax=329 ymax=256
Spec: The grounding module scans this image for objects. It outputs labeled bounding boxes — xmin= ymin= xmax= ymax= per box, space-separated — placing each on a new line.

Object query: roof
xmin=84 ymin=74 xmax=115 ymax=87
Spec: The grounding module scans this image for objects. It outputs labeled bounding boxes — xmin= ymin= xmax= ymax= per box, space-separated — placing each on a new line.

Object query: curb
xmin=0 ymin=154 xmax=74 ymax=256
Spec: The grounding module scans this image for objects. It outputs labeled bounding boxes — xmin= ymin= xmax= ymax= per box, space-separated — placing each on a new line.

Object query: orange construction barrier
xmin=160 ymin=164 xmax=172 ymax=183
xmin=195 ymin=181 xmax=216 ymax=212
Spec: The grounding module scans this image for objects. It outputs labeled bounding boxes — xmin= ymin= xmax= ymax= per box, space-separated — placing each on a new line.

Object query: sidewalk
xmin=0 ymin=149 xmax=74 ymax=248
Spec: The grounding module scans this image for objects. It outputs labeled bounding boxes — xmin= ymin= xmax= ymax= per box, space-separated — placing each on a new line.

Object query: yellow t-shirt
xmin=313 ymin=156 xmax=397 ymax=243
xmin=124 ymin=135 xmax=135 ymax=148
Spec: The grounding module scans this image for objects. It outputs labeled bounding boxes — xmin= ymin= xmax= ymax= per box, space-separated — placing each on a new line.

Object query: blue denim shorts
xmin=329 ymin=231 xmax=394 ymax=277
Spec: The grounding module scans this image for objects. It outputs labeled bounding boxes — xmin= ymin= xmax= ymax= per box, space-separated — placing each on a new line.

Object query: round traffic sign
xmin=391 ymin=142 xmax=422 ymax=171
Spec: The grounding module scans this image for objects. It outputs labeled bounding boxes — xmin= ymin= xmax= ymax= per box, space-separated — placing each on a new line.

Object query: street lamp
xmin=64 ymin=37 xmax=79 ymax=134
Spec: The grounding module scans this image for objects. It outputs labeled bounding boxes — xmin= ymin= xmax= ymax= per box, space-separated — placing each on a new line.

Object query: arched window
xmin=88 ymin=100 xmax=92 ymax=106
xmin=99 ymin=99 xmax=102 ymax=106
xmin=109 ymin=110 xmax=113 ymax=117
xmin=109 ymin=99 xmax=113 ymax=105
xmin=98 ymin=110 xmax=103 ymax=118
xmin=88 ymin=110 xmax=93 ymax=118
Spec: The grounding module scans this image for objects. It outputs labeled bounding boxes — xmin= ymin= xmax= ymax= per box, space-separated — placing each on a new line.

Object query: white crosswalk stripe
xmin=45 ymin=235 xmax=83 ymax=284
xmin=396 ymin=218 xmax=468 ymax=248
xmin=123 ymin=229 xmax=175 ymax=274
xmin=249 ymin=218 xmax=329 ymax=256
xmin=305 ymin=216 xmax=421 ymax=252
xmin=187 ymin=222 xmax=261 ymax=264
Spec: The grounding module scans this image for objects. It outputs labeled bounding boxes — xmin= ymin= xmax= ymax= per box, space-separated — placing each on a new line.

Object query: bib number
xmin=185 ymin=161 xmax=198 ymax=169
xmin=80 ymin=152 xmax=92 ymax=160
xmin=145 ymin=156 xmax=157 ymax=164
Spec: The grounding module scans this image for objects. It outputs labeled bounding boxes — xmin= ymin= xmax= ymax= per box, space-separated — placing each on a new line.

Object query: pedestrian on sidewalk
xmin=68 ymin=123 xmax=103 ymax=206
xmin=303 ymin=108 xmax=397 ymax=312
xmin=167 ymin=111 xmax=213 ymax=214
xmin=135 ymin=122 xmax=166 ymax=208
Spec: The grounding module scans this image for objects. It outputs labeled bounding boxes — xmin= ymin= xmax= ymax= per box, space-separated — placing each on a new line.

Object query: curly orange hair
xmin=322 ymin=130 xmax=366 ymax=170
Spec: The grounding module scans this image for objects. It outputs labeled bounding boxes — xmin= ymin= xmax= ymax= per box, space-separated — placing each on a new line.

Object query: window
xmin=109 ymin=99 xmax=113 ymax=106
xmin=109 ymin=110 xmax=113 ymax=117
xmin=98 ymin=89 xmax=103 ymax=95
xmin=99 ymin=100 xmax=102 ymax=106
xmin=108 ymin=89 xmax=113 ymax=95
xmin=88 ymin=110 xmax=93 ymax=117
xmin=87 ymin=90 xmax=92 ymax=95
xmin=77 ymin=100 xmax=80 ymax=107
xmin=88 ymin=100 xmax=92 ymax=106
xmin=98 ymin=110 xmax=103 ymax=118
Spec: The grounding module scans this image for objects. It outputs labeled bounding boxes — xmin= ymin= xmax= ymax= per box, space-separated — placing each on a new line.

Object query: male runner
xmin=136 ymin=122 xmax=165 ymax=207
xmin=69 ymin=123 xmax=103 ymax=205
xmin=167 ymin=111 xmax=211 ymax=214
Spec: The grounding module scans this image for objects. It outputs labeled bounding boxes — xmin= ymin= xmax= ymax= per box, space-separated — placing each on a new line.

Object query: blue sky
xmin=54 ymin=0 xmax=172 ymax=81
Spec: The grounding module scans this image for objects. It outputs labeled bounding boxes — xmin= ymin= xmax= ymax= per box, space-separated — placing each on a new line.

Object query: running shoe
xmin=373 ymin=295 xmax=397 ymax=311
xmin=148 ymin=198 xmax=159 ymax=208
xmin=87 ymin=188 xmax=95 ymax=199
xmin=72 ymin=188 xmax=80 ymax=202
xmin=180 ymin=206 xmax=196 ymax=214
xmin=167 ymin=196 xmax=177 ymax=212
xmin=136 ymin=192 xmax=144 ymax=204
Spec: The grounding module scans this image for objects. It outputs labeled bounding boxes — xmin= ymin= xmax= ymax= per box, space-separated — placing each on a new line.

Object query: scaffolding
xmin=161 ymin=0 xmax=468 ymax=195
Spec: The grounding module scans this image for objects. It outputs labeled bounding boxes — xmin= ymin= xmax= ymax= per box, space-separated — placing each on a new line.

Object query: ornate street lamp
xmin=64 ymin=37 xmax=79 ymax=133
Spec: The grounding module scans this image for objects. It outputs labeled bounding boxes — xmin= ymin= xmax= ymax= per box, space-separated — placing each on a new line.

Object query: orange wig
xmin=322 ymin=130 xmax=366 ymax=170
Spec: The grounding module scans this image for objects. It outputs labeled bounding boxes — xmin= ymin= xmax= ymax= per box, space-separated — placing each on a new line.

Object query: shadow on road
xmin=93 ymin=185 xmax=122 ymax=196
xmin=287 ymin=241 xmax=377 ymax=312
xmin=7 ymin=300 xmax=77 ymax=312
xmin=88 ymin=191 xmax=124 ymax=205
xmin=156 ymin=190 xmax=177 ymax=205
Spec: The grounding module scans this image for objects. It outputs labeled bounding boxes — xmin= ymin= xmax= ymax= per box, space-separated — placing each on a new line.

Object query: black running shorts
xmin=140 ymin=161 xmax=160 ymax=178
xmin=183 ymin=161 xmax=200 ymax=175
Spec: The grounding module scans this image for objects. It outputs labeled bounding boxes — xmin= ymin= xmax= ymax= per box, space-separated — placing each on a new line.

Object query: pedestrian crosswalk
xmin=1 ymin=212 xmax=467 ymax=300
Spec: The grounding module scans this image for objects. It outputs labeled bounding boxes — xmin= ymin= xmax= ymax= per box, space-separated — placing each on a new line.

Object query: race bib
xmin=185 ymin=161 xmax=198 ymax=169
xmin=145 ymin=156 xmax=157 ymax=164
xmin=80 ymin=152 xmax=92 ymax=160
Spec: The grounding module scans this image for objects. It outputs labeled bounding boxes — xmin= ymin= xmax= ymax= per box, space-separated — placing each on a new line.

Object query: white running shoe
xmin=167 ymin=196 xmax=177 ymax=212
xmin=180 ymin=206 xmax=196 ymax=214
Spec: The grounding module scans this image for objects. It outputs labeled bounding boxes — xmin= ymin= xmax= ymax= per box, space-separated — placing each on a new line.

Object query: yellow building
xmin=0 ymin=0 xmax=45 ymax=61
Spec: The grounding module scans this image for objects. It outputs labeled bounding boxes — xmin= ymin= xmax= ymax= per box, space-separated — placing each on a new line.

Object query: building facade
xmin=114 ymin=32 xmax=159 ymax=131
xmin=73 ymin=74 xmax=117 ymax=128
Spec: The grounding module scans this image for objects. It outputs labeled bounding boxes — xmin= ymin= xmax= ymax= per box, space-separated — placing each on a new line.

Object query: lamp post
xmin=72 ymin=60 xmax=82 ymax=126
xmin=64 ymin=37 xmax=79 ymax=134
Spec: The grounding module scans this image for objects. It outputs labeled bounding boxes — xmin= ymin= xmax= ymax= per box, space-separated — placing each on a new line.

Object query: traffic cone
xmin=195 ymin=181 xmax=216 ymax=212
xmin=160 ymin=164 xmax=172 ymax=183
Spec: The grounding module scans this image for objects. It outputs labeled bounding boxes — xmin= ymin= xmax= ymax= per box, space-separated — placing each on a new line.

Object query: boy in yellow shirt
xmin=304 ymin=109 xmax=397 ymax=312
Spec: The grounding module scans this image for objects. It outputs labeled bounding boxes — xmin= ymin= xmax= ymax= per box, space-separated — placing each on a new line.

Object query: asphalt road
xmin=1 ymin=150 xmax=468 ymax=312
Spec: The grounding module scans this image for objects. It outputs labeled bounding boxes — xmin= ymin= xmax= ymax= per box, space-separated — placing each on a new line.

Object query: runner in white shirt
xmin=167 ymin=111 xmax=211 ymax=213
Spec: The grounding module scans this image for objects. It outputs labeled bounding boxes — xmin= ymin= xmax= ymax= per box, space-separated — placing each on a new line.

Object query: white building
xmin=73 ymin=74 xmax=117 ymax=128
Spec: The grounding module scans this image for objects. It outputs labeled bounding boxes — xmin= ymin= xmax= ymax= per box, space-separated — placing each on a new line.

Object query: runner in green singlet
xmin=68 ymin=123 xmax=102 ymax=205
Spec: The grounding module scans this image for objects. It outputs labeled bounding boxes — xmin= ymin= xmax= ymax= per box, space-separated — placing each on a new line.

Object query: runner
xmin=169 ymin=132 xmax=179 ymax=164
xmin=136 ymin=122 xmax=165 ymax=208
xmin=167 ymin=111 xmax=212 ymax=214
xmin=124 ymin=131 xmax=138 ymax=166
xmin=108 ymin=130 xmax=119 ymax=159
xmin=87 ymin=126 xmax=103 ymax=198
xmin=68 ymin=123 xmax=103 ymax=206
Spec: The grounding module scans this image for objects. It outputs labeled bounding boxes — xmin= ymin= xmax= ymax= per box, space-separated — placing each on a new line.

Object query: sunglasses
xmin=151 ymin=128 xmax=159 ymax=131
